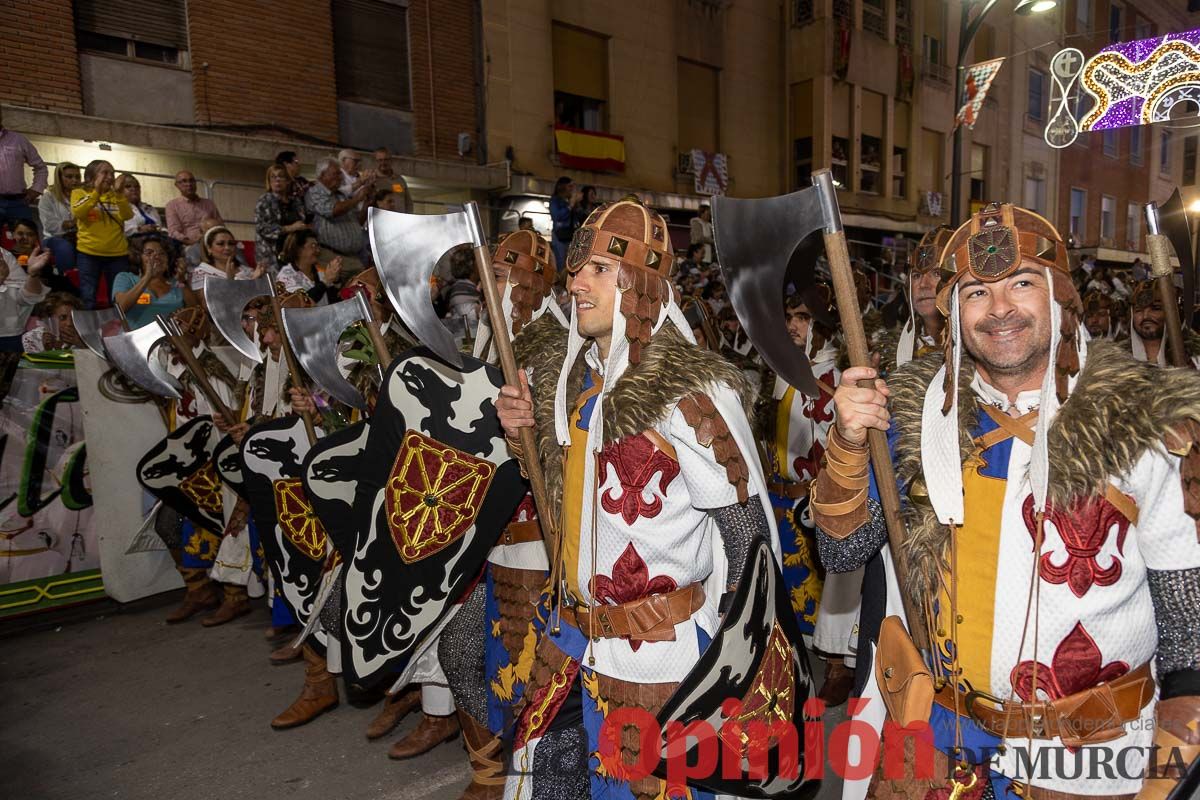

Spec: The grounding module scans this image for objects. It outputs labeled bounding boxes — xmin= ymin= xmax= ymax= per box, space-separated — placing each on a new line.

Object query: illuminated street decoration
xmin=1046 ymin=27 xmax=1200 ymax=149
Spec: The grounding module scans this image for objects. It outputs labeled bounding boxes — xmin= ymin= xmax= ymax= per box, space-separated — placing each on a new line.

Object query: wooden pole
xmin=165 ymin=333 xmax=239 ymax=427
xmin=821 ymin=221 xmax=929 ymax=646
xmin=471 ymin=243 xmax=558 ymax=561
xmin=271 ymin=297 xmax=318 ymax=444
xmin=1145 ymin=231 xmax=1189 ymax=368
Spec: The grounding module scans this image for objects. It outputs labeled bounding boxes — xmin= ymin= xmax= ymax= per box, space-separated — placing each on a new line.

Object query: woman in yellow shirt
xmin=71 ymin=159 xmax=133 ymax=309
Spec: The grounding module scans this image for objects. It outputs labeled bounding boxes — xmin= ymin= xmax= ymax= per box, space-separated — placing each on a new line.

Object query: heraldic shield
xmin=302 ymin=420 xmax=371 ymax=560
xmin=240 ymin=415 xmax=328 ymax=637
xmin=136 ymin=415 xmax=224 ymax=533
xmin=343 ymin=347 xmax=526 ymax=687
xmin=653 ymin=536 xmax=820 ymax=799
xmin=211 ymin=433 xmax=247 ymax=496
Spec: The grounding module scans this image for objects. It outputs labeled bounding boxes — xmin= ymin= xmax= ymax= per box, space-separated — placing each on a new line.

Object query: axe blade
xmin=103 ymin=323 xmax=181 ymax=398
xmin=1159 ymin=189 xmax=1196 ymax=323
xmin=713 ymin=183 xmax=836 ymax=397
xmin=281 ymin=296 xmax=372 ymax=411
xmin=204 ymin=274 xmax=274 ymax=362
xmin=72 ymin=307 xmax=125 ymax=359
xmin=368 ymin=206 xmax=486 ymax=369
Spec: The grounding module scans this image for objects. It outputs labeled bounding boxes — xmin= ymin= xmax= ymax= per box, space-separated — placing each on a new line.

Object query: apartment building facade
xmin=0 ymin=0 xmax=502 ymax=237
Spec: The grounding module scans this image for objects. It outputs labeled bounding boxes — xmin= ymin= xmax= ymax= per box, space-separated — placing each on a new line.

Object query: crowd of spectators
xmin=0 ymin=133 xmax=408 ymax=355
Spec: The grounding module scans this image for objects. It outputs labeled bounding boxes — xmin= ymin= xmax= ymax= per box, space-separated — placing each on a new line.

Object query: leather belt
xmin=499 ymin=520 xmax=542 ymax=546
xmin=561 ymin=583 xmax=705 ymax=644
xmin=768 ymin=480 xmax=810 ymax=500
xmin=933 ymin=662 xmax=1154 ymax=747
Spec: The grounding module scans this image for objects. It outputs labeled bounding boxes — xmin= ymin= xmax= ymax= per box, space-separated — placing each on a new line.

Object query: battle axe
xmin=205 ymin=274 xmax=317 ymax=442
xmin=714 ymin=169 xmax=926 ymax=642
xmin=281 ymin=294 xmax=375 ymax=412
xmin=368 ymin=203 xmax=559 ymax=559
xmin=1158 ymin=189 xmax=1197 ymax=329
xmin=72 ymin=306 xmax=126 ymax=360
xmin=1145 ymin=201 xmax=1190 ymax=368
xmin=103 ymin=322 xmax=183 ymax=400
xmin=154 ymin=314 xmax=239 ymax=427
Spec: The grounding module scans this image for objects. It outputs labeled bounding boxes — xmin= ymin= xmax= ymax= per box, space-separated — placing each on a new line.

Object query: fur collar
xmin=890 ymin=340 xmax=1200 ymax=608
xmin=513 ymin=316 xmax=753 ymax=511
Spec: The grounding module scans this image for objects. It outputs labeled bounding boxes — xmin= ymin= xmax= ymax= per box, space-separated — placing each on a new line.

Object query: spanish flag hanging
xmin=553 ymin=125 xmax=626 ymax=173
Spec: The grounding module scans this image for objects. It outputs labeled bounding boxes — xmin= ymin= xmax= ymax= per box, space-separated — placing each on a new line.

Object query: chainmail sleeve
xmin=1147 ymin=566 xmax=1200 ymax=690
xmin=710 ymin=497 xmax=770 ymax=592
xmin=816 ymin=497 xmax=888 ymax=574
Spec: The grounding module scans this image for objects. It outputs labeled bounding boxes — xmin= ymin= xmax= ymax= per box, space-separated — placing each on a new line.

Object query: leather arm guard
xmin=810 ymin=426 xmax=870 ymax=538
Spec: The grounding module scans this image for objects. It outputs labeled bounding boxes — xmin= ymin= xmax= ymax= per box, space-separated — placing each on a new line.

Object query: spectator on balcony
xmin=275 ymin=151 xmax=312 ymax=207
xmin=307 ymin=158 xmax=368 ymax=276
xmin=276 ymin=229 xmax=342 ymax=305
xmin=165 ymin=170 xmax=222 ymax=245
xmin=38 ymin=162 xmax=80 ymax=240
xmin=0 ymin=117 xmax=48 ymax=226
xmin=71 ymin=159 xmax=133 ymax=309
xmin=113 ymin=235 xmax=196 ymax=329
xmin=254 ymin=164 xmax=308 ymax=272
xmin=690 ymin=204 xmax=714 ymax=264
xmin=338 ymin=148 xmax=373 ymax=198
xmin=549 ymin=176 xmax=575 ymax=271
xmin=8 ymin=218 xmax=72 ymax=295
xmin=571 ymin=185 xmax=599 ymax=231
xmin=117 ymin=174 xmax=162 ymax=237
xmin=22 ymin=291 xmax=84 ymax=353
xmin=192 ymin=225 xmax=261 ymax=306
xmin=38 ymin=162 xmax=80 ymax=274
xmin=0 ymin=239 xmax=49 ymax=351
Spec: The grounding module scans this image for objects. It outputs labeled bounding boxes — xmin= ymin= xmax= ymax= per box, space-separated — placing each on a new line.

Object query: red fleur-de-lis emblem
xmin=1010 ymin=621 xmax=1128 ymax=702
xmin=597 ymin=434 xmax=680 ymax=525
xmin=1022 ymin=494 xmax=1129 ymax=598
xmin=792 ymin=439 xmax=826 ymax=484
xmin=804 ymin=369 xmax=836 ymax=425
xmin=589 ymin=542 xmax=678 ymax=652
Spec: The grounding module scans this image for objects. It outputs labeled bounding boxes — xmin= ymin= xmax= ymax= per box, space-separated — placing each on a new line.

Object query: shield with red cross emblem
xmin=342 ymin=347 xmax=526 ymax=687
xmin=136 ymin=415 xmax=224 ymax=533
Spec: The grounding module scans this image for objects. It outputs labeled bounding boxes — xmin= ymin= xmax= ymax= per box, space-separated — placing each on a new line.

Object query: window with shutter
xmin=333 ymin=0 xmax=413 ymax=111
xmin=74 ymin=0 xmax=188 ymax=63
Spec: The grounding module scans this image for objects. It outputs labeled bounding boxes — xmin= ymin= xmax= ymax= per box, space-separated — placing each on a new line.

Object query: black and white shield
xmin=211 ymin=433 xmax=246 ymax=496
xmin=343 ymin=347 xmax=526 ymax=686
xmin=240 ymin=416 xmax=327 ymax=630
xmin=654 ymin=537 xmax=820 ymax=799
xmin=302 ymin=420 xmax=371 ymax=561
xmin=136 ymin=415 xmax=223 ymax=533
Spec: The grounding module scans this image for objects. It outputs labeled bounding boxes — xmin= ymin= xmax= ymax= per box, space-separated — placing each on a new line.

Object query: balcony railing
xmin=923 ymin=61 xmax=952 ymax=86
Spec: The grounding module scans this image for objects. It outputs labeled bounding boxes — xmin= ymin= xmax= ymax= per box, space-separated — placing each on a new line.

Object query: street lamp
xmin=949 ymin=0 xmax=1058 ymax=225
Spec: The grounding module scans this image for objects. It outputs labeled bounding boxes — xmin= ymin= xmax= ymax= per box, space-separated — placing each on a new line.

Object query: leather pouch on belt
xmin=627 ymin=595 xmax=677 ymax=643
xmin=1050 ymin=669 xmax=1154 ymax=748
xmin=875 ymin=614 xmax=935 ymax=727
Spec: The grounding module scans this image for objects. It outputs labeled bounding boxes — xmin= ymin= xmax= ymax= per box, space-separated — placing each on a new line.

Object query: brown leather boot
xmin=202 ymin=583 xmax=251 ymax=627
xmin=365 ymin=686 xmax=421 ymax=740
xmin=270 ymin=645 xmax=339 ymax=729
xmin=817 ymin=657 xmax=855 ymax=707
xmin=457 ymin=709 xmax=505 ymax=799
xmin=165 ymin=567 xmax=220 ymax=624
xmin=269 ymin=641 xmax=303 ymax=666
xmin=387 ymin=711 xmax=459 ymax=759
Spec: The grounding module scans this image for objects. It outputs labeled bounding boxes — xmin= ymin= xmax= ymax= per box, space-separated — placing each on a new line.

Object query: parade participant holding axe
xmin=811 ymin=202 xmax=1200 ymax=800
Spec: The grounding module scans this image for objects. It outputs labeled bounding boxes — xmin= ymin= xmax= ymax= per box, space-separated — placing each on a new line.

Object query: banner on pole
xmin=955 ymin=57 xmax=1006 ymax=130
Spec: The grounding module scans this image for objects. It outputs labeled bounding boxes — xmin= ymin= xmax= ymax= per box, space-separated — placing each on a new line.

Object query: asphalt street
xmin=1 ymin=593 xmax=846 ymax=800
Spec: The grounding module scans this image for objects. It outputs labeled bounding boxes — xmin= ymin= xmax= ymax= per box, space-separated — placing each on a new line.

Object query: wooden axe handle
xmin=167 ymin=334 xmax=238 ymax=427
xmin=365 ymin=319 xmax=392 ymax=368
xmin=471 ymin=244 xmax=559 ymax=562
xmin=822 ymin=228 xmax=929 ymax=646
xmin=271 ymin=297 xmax=317 ymax=444
xmin=1147 ymin=233 xmax=1190 ymax=368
